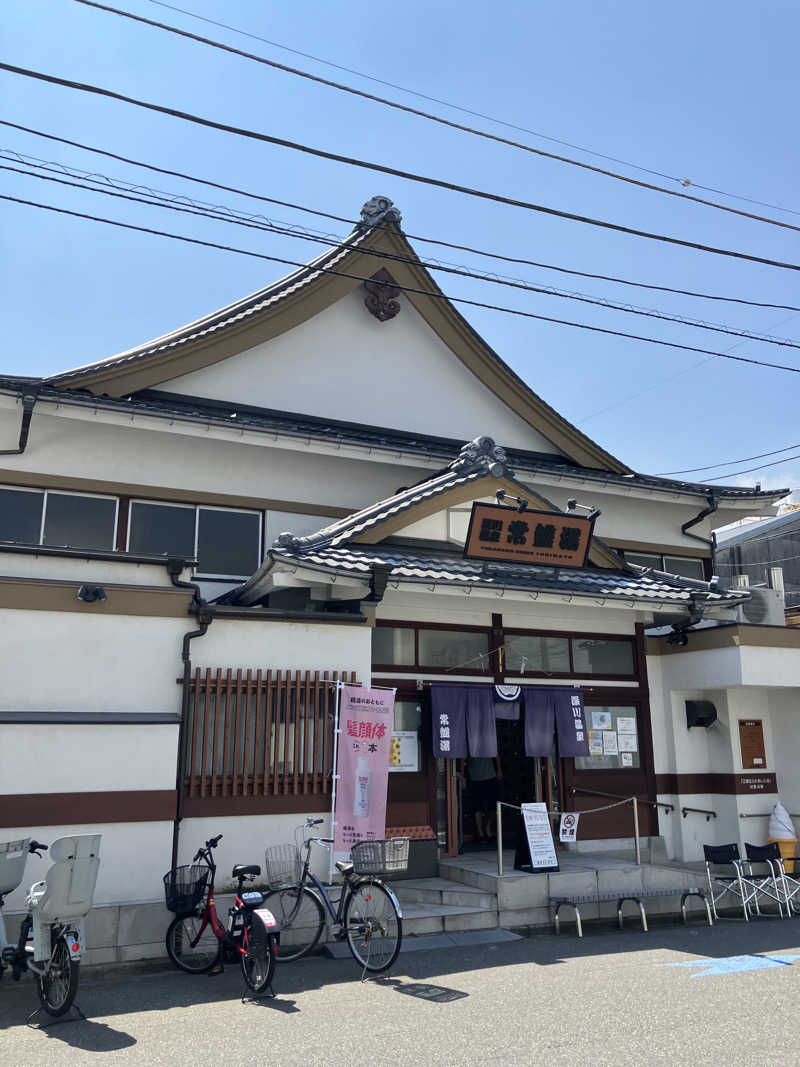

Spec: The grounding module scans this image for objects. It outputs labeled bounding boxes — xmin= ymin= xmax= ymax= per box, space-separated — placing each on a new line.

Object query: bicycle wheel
xmin=263 ymin=886 xmax=325 ymax=962
xmin=36 ymin=936 xmax=79 ymax=1017
xmin=166 ymin=912 xmax=221 ymax=974
xmin=344 ymin=880 xmax=402 ymax=973
xmin=240 ymin=913 xmax=276 ymax=996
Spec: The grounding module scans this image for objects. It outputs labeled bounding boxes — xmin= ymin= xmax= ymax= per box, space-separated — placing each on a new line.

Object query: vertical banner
xmin=333 ymin=685 xmax=395 ymax=870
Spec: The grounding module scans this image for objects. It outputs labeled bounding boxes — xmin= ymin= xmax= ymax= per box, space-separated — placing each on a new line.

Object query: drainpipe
xmin=167 ymin=558 xmax=213 ymax=871
xmin=681 ymin=493 xmax=718 ymax=549
xmin=0 ymin=391 xmax=38 ymax=455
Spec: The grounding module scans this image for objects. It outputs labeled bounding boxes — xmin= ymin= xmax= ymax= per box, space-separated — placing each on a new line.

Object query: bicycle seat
xmin=335 ymin=861 xmax=354 ymax=875
xmin=232 ymin=864 xmax=261 ymax=880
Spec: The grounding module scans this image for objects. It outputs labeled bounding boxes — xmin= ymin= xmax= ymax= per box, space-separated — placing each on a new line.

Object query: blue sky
xmin=2 ymin=0 xmax=799 ymax=496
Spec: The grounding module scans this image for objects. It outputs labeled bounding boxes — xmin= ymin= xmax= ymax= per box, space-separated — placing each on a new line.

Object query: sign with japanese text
xmin=520 ymin=802 xmax=559 ymax=872
xmin=333 ymin=685 xmax=395 ymax=870
xmin=738 ymin=719 xmax=767 ymax=769
xmin=463 ymin=502 xmax=594 ymax=568
xmin=389 ymin=731 xmax=419 ymax=773
xmin=559 ymin=812 xmax=580 ymax=843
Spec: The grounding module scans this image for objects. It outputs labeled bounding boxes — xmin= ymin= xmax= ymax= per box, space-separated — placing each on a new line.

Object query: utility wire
xmin=716 ymin=552 xmax=800 ymax=567
xmin=8 ymin=153 xmax=800 ymax=353
xmin=660 ymin=442 xmax=800 ymax=475
xmin=76 ymin=0 xmax=800 ymax=236
xmin=5 ymin=120 xmax=800 ymax=315
xmin=717 ymin=525 xmax=800 ymax=549
xmin=4 ymin=191 xmax=800 ymax=379
xmin=4 ymin=63 xmax=800 ymax=275
xmin=701 ymin=452 xmax=800 ymax=482
xmin=143 ymin=0 xmax=800 ymax=221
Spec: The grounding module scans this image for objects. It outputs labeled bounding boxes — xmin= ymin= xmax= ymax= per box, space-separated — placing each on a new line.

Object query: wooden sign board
xmin=464 ymin=502 xmax=594 ymax=568
xmin=738 ymin=719 xmax=767 ymax=770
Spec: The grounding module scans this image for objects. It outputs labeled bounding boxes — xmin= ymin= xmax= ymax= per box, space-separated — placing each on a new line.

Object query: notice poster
xmin=520 ymin=802 xmax=559 ymax=872
xmin=333 ymin=685 xmax=395 ymax=871
xmin=389 ymin=731 xmax=419 ymax=773
xmin=621 ymin=752 xmax=633 ymax=767
xmin=559 ymin=812 xmax=580 ymax=843
xmin=602 ymin=731 xmax=619 ymax=756
xmin=617 ymin=717 xmax=636 ymax=734
xmin=618 ymin=732 xmax=638 ymax=753
xmin=588 ymin=730 xmax=603 ymax=756
xmin=592 ymin=711 xmax=612 ymax=730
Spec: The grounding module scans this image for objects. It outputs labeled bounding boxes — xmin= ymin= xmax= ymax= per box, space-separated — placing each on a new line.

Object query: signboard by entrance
xmin=519 ymin=802 xmax=559 ymax=872
xmin=738 ymin=719 xmax=767 ymax=770
xmin=463 ymin=502 xmax=595 ymax=568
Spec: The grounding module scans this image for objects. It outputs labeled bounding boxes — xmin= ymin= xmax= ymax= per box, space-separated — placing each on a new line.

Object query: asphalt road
xmin=1 ymin=918 xmax=798 ymax=1067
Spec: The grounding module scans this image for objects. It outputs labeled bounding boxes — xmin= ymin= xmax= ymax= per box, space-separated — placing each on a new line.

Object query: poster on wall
xmin=559 ymin=812 xmax=580 ymax=843
xmin=332 ymin=685 xmax=395 ymax=873
xmin=389 ymin=731 xmax=419 ymax=773
xmin=519 ymin=802 xmax=559 ymax=872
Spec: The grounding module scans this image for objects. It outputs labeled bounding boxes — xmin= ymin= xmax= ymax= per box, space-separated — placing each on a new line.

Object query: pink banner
xmin=333 ymin=685 xmax=395 ymax=865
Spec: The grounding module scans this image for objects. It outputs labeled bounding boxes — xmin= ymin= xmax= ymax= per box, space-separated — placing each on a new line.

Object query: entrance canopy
xmin=431 ymin=684 xmax=589 ymax=760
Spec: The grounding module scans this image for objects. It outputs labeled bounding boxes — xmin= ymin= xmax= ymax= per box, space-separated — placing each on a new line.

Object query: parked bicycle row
xmin=0 ymin=819 xmax=408 ymax=1018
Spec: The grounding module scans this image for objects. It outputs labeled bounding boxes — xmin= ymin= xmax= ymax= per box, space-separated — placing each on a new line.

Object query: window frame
xmin=40 ymin=488 xmax=119 ymax=552
xmin=194 ymin=504 xmax=263 ymax=580
xmin=0 ymin=484 xmax=45 ymax=545
xmin=623 ymin=549 xmax=707 ymax=581
xmin=125 ymin=497 xmax=197 ymax=559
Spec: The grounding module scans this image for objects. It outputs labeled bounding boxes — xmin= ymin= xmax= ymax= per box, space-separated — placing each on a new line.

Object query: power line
xmin=143 ymin=0 xmax=800 ymax=221
xmin=6 ymin=120 xmax=800 ymax=316
xmin=718 ymin=524 xmax=800 ymax=549
xmin=8 ymin=153 xmax=800 ymax=354
xmin=660 ymin=442 xmax=800 ymax=475
xmin=701 ymin=452 xmax=800 ymax=482
xmin=5 ymin=63 xmax=800 ymax=275
xmin=4 ymin=190 xmax=800 ymax=378
xmin=75 ymin=0 xmax=800 ymax=237
xmin=716 ymin=552 xmax=800 ymax=567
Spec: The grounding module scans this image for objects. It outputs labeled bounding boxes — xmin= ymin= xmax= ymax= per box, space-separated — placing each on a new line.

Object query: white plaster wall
xmin=179 ymin=812 xmax=333 ymax=890
xmin=0 ymin=554 xmax=185 ymax=587
xmin=0 ymin=724 xmax=177 ymax=794
xmin=0 ymin=610 xmax=187 ymax=714
xmin=659 ymin=647 xmax=743 ymax=690
xmin=155 ymin=290 xmax=561 ymax=454
xmin=197 ymin=618 xmax=371 ymax=682
xmin=769 ymin=689 xmax=800 ymax=817
xmin=1 ymin=821 xmax=174 ymax=911
xmin=739 ymin=647 xmax=800 ymax=688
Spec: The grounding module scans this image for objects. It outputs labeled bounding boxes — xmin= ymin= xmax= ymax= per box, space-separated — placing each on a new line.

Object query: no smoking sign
xmin=559 ymin=812 xmax=580 ymax=843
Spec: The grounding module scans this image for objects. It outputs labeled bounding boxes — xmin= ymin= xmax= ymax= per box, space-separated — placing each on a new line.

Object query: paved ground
xmin=1 ymin=918 xmax=798 ymax=1066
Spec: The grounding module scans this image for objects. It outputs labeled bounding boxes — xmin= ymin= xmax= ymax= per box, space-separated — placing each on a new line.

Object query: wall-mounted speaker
xmin=686 ymin=700 xmax=717 ymax=729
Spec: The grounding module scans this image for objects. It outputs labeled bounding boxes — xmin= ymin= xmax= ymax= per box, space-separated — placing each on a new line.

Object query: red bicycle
xmin=164 ymin=834 xmax=279 ymax=996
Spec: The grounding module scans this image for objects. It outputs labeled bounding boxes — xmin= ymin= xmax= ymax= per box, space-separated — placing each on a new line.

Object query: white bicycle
xmin=0 ymin=835 xmax=101 ymax=1017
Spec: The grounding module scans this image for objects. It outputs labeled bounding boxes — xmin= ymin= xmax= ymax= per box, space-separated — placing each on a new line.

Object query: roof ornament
xmin=364 ymin=268 xmax=401 ymax=322
xmin=275 ymin=531 xmax=300 ymax=548
xmin=358 ymin=196 xmax=402 ymax=230
xmin=449 ymin=436 xmax=511 ymax=479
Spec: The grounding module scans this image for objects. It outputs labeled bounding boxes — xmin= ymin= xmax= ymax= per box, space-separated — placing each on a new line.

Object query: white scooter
xmin=0 ymin=835 xmax=101 ymax=1017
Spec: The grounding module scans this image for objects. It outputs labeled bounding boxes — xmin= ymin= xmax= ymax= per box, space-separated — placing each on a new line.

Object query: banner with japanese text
xmin=333 ymin=685 xmax=395 ymax=869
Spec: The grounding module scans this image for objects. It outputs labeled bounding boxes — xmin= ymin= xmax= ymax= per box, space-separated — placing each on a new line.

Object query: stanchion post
xmin=632 ymin=796 xmax=641 ymax=866
xmin=496 ymin=801 xmax=503 ymax=877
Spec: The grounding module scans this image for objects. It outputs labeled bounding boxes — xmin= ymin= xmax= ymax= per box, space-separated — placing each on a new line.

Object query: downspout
xmin=0 ymin=391 xmax=38 ymax=455
xmin=167 ymin=558 xmax=213 ymax=871
xmin=681 ymin=493 xmax=719 ymax=549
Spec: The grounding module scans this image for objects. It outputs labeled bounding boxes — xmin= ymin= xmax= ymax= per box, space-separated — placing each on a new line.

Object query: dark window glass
xmin=197 ymin=508 xmax=260 ymax=576
xmin=418 ymin=629 xmax=489 ymax=670
xmin=0 ymin=487 xmax=43 ymax=543
xmin=571 ymin=638 xmax=634 ymax=675
xmin=624 ymin=552 xmax=661 ymax=569
xmin=128 ymin=501 xmax=196 ymax=557
xmin=505 ymin=634 xmax=570 ymax=673
xmin=664 ymin=556 xmax=706 ymax=581
xmin=372 ymin=627 xmax=415 ymax=665
xmin=42 ymin=493 xmax=116 ymax=550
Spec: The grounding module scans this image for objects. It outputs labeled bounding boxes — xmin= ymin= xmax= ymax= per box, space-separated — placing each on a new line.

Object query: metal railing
xmin=495 ymin=794 xmax=642 ymax=877
xmin=740 ymin=811 xmax=800 ymax=819
xmin=681 ymin=806 xmax=717 ymax=821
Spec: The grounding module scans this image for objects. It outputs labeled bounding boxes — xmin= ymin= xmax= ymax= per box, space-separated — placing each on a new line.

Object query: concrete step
xmin=323 ymin=928 xmax=522 ymax=960
xmin=401 ymin=902 xmax=499 ymax=936
xmin=394 ymin=877 xmax=496 ymax=910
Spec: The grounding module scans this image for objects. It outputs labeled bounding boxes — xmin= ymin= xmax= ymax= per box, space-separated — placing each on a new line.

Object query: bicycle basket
xmin=163 ymin=865 xmax=209 ymax=913
xmin=351 ymin=838 xmax=409 ymax=875
xmin=264 ymin=844 xmax=302 ymax=888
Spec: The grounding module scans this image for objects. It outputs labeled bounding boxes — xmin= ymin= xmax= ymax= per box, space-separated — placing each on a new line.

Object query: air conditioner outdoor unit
xmin=735 ymin=587 xmax=785 ymax=627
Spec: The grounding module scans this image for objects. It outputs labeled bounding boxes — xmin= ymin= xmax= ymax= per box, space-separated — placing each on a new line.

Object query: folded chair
xmin=742 ymin=842 xmax=788 ymax=918
xmin=703 ymin=843 xmax=763 ymax=921
xmin=752 ymin=842 xmax=800 ymax=917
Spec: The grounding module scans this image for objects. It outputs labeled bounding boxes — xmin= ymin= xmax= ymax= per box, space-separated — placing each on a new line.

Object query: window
xmin=197 ymin=507 xmax=261 ymax=577
xmin=418 ymin=629 xmax=489 ymax=670
xmin=42 ymin=492 xmax=117 ymax=550
xmin=128 ymin=501 xmax=195 ymax=557
xmin=372 ymin=627 xmax=415 ymax=666
xmin=0 ymin=487 xmax=43 ymax=543
xmin=624 ymin=550 xmax=705 ymax=581
xmin=571 ymin=638 xmax=634 ymax=676
xmin=505 ymin=634 xmax=569 ymax=673
xmin=575 ymin=706 xmax=640 ymax=770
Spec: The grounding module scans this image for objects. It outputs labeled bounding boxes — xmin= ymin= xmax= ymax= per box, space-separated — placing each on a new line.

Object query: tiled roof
xmin=269 ymin=542 xmax=743 ymax=605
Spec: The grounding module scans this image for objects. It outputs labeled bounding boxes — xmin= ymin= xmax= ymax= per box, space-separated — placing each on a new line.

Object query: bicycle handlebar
xmin=192 ymin=834 xmax=223 ymax=863
xmin=305 ymin=818 xmax=324 ymax=826
xmin=28 ymin=840 xmax=48 ymax=856
xmin=206 ymin=834 xmax=223 ymax=849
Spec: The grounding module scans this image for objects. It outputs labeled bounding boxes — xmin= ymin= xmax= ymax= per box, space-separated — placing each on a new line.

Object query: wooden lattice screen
xmin=183 ymin=668 xmax=357 ymax=799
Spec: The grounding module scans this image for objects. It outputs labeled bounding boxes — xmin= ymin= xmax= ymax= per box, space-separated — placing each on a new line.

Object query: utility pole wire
xmin=4 ymin=63 xmax=800 ymax=274
xmin=143 ymin=0 xmax=800 ymax=220
xmin=7 ymin=156 xmax=800 ymax=354
xmin=5 ymin=119 xmax=800 ymax=314
xmin=4 ymin=191 xmax=800 ymax=377
xmin=76 ymin=0 xmax=800 ymax=236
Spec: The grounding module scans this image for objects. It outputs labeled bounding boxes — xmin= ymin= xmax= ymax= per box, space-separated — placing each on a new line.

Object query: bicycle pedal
xmin=1 ymin=946 xmax=16 ymax=963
